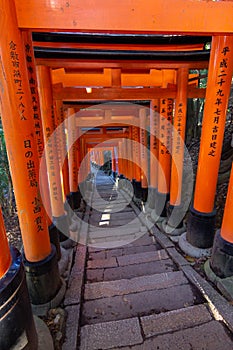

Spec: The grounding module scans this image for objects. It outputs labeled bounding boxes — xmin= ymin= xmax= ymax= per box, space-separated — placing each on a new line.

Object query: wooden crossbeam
xmin=15 ymin=0 xmax=233 ymax=34
xmin=54 ymin=86 xmax=206 ymax=101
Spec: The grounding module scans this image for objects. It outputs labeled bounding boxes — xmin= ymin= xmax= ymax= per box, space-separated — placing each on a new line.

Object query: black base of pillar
xmin=134 ymin=180 xmax=142 ymax=199
xmin=48 ymin=223 xmax=61 ymax=260
xmin=166 ymin=202 xmax=184 ymax=229
xmin=154 ymin=190 xmax=169 ymax=218
xmin=53 ymin=214 xmax=70 ymax=242
xmin=147 ymin=187 xmax=156 ymax=209
xmin=141 ymin=187 xmax=148 ymax=202
xmin=23 ymin=244 xmax=62 ymax=305
xmin=186 ymin=206 xmax=216 ymax=249
xmin=210 ymin=229 xmax=233 ymax=278
xmin=0 ymin=247 xmax=38 ymax=350
xmin=69 ymin=191 xmax=81 ymax=210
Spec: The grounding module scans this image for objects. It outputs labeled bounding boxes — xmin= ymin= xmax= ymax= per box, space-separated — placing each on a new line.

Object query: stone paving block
xmin=141 ymin=304 xmax=212 ymax=338
xmin=62 ymin=305 xmax=80 ymax=350
xmin=89 ymin=224 xmax=145 ymax=239
xmin=87 ymin=257 xmax=118 ymax=269
xmin=88 ymin=250 xmax=106 ymax=260
xmin=106 ymin=244 xmax=161 ymax=259
xmin=82 ymin=284 xmax=197 ymax=325
xmin=152 ymin=228 xmax=175 ymax=248
xmin=103 ymin=259 xmax=176 ymax=281
xmin=80 ymin=318 xmax=143 ymax=350
xmin=86 ymin=269 xmax=104 ymax=283
xmin=117 ymin=249 xmax=168 ymax=266
xmin=84 ymin=271 xmax=188 ymax=300
xmin=166 ymin=247 xmax=189 ymax=267
xmin=182 ymin=265 xmax=233 ymax=333
xmin=64 ymin=271 xmax=83 ymax=306
xmin=118 ymin=320 xmax=233 ymax=350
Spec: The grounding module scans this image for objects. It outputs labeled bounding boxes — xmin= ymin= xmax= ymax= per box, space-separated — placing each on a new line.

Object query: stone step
xmin=86 ymin=258 xmax=176 ymax=283
xmin=84 ymin=270 xmax=188 ymax=301
xmin=88 ymin=234 xmax=159 ymax=253
xmin=80 ymin=318 xmax=143 ymax=350
xmin=119 ymin=321 xmax=233 ymax=350
xmin=87 ymin=249 xmax=168 ymax=269
xmin=79 ymin=304 xmax=214 ymax=350
xmin=81 ymin=283 xmax=201 ymax=324
xmin=88 ymin=243 xmax=161 ymax=260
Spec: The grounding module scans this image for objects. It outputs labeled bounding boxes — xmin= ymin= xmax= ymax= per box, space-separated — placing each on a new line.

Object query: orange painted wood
xmin=158 ymin=98 xmax=172 ymax=194
xmin=15 ymin=0 xmax=233 ymax=34
xmin=140 ymin=108 xmax=148 ymax=188
xmin=55 ymin=100 xmax=70 ymax=198
xmin=0 ymin=0 xmax=51 ymax=262
xmin=22 ymin=30 xmax=53 ymax=226
xmin=0 ymin=208 xmax=11 ymax=278
xmin=67 ymin=108 xmax=78 ymax=192
xmin=150 ymin=99 xmax=159 ymax=188
xmin=170 ymin=68 xmax=188 ymax=206
xmin=221 ymin=162 xmax=233 ymax=243
xmin=36 ymin=65 xmax=65 ymax=217
xmin=193 ymin=36 xmax=233 ymax=213
xmin=53 ymin=86 xmax=205 ymax=101
xmin=37 ymin=59 xmax=209 ymax=71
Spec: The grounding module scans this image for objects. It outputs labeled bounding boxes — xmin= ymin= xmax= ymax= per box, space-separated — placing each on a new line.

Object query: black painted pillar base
xmin=141 ymin=187 xmax=148 ymax=203
xmin=69 ymin=191 xmax=81 ymax=210
xmin=48 ymin=223 xmax=61 ymax=260
xmin=166 ymin=202 xmax=185 ymax=229
xmin=210 ymin=230 xmax=233 ymax=278
xmin=53 ymin=213 xmax=70 ymax=242
xmin=186 ymin=206 xmax=216 ymax=249
xmin=147 ymin=187 xmax=156 ymax=210
xmin=154 ymin=189 xmax=169 ymax=218
xmin=134 ymin=180 xmax=142 ymax=200
xmin=23 ymin=244 xmax=62 ymax=306
xmin=0 ymin=247 xmax=38 ymax=350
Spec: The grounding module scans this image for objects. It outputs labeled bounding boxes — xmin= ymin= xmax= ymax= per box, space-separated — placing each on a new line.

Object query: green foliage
xmin=0 ymin=121 xmax=14 ymax=216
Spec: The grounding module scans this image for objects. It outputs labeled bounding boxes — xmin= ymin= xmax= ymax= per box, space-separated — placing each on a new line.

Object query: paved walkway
xmin=63 ymin=171 xmax=233 ymax=349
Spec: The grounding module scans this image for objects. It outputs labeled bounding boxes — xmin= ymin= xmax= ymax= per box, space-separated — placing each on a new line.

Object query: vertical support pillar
xmin=22 ymin=31 xmax=62 ymax=256
xmin=132 ymin=125 xmax=141 ymax=200
xmin=166 ymin=68 xmax=188 ymax=232
xmin=36 ymin=65 xmax=70 ymax=241
xmin=67 ymin=108 xmax=81 ymax=210
xmin=148 ymin=99 xmax=159 ymax=211
xmin=183 ymin=36 xmax=233 ymax=255
xmin=204 ymin=163 xmax=233 ymax=299
xmin=0 ymin=206 xmax=38 ymax=349
xmin=139 ymin=108 xmax=148 ymax=202
xmin=0 ymin=0 xmax=64 ymax=318
xmin=155 ymin=98 xmax=172 ymax=219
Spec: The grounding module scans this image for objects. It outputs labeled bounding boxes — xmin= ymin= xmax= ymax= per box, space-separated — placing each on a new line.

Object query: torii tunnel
xmin=1 ymin=1 xmax=233 ymax=349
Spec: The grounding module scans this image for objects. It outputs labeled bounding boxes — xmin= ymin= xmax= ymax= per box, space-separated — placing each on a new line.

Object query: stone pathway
xmin=63 ymin=171 xmax=233 ymax=349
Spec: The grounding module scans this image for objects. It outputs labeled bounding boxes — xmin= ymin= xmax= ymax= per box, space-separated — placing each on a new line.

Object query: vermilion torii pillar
xmin=147 ymin=99 xmax=159 ymax=211
xmin=139 ymin=108 xmax=149 ymax=202
xmin=67 ymin=108 xmax=81 ymax=209
xmin=180 ymin=36 xmax=233 ymax=257
xmin=164 ymin=68 xmax=188 ymax=233
xmin=205 ymin=162 xmax=233 ymax=287
xmin=36 ymin=65 xmax=70 ymax=241
xmin=0 ymin=0 xmax=64 ymax=337
xmin=54 ymin=100 xmax=70 ymax=200
xmin=152 ymin=98 xmax=172 ymax=221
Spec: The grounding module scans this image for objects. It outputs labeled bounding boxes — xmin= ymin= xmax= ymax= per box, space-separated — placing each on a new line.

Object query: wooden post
xmin=0 ymin=3 xmax=51 ymax=262
xmin=186 ymin=36 xmax=233 ymax=250
xmin=167 ymin=68 xmax=188 ymax=229
xmin=0 ymin=0 xmax=63 ymax=315
xmin=139 ymin=108 xmax=148 ymax=202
